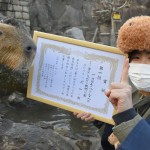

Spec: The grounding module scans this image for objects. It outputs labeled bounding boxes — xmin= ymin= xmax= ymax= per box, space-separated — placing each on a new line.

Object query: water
xmin=1 ymin=97 xmax=102 ymax=149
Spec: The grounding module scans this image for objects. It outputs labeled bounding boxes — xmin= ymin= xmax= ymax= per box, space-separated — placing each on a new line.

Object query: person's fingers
xmin=121 ymin=58 xmax=129 ymax=84
xmin=108 ymin=89 xmax=124 ymax=106
xmin=110 ymin=83 xmax=132 ymax=91
xmin=105 ymin=89 xmax=111 ymax=97
xmin=81 ymin=113 xmax=94 ymax=122
xmin=110 ymin=83 xmax=126 ymax=89
xmin=108 ymin=89 xmax=123 ymax=100
xmin=85 ymin=115 xmax=95 ymax=122
xmin=73 ymin=112 xmax=94 ymax=122
xmin=73 ymin=112 xmax=78 ymax=116
xmin=81 ymin=113 xmax=91 ymax=120
xmin=76 ymin=113 xmax=86 ymax=118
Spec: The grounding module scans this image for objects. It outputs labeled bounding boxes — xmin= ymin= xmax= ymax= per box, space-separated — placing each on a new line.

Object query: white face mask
xmin=129 ymin=63 xmax=150 ymax=92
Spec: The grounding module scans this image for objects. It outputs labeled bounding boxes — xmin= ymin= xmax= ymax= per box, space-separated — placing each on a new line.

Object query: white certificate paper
xmin=27 ymin=31 xmax=125 ymax=125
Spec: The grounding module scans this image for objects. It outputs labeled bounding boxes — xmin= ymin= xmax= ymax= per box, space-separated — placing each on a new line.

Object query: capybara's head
xmin=0 ymin=18 xmax=36 ymax=70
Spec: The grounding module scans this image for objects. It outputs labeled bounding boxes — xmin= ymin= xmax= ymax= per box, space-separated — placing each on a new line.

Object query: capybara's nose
xmin=25 ymin=44 xmax=36 ymax=53
xmin=22 ymin=35 xmax=37 ymax=54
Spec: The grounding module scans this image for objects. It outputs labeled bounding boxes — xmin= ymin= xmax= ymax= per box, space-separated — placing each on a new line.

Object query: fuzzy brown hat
xmin=117 ymin=16 xmax=150 ymax=53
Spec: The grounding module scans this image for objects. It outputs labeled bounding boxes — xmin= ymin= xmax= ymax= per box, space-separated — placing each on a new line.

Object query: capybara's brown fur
xmin=0 ymin=19 xmax=36 ymax=70
xmin=0 ymin=18 xmax=36 ymax=96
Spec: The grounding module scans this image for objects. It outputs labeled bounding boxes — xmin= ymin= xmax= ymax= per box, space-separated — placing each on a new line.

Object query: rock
xmin=0 ymin=119 xmax=74 ymax=150
xmin=0 ymin=117 xmax=102 ymax=150
xmin=64 ymin=27 xmax=85 ymax=40
xmin=0 ymin=66 xmax=29 ymax=96
xmin=29 ymin=0 xmax=97 ymax=39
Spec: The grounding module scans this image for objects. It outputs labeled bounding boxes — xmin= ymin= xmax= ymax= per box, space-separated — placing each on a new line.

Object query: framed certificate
xmin=27 ymin=31 xmax=125 ymax=125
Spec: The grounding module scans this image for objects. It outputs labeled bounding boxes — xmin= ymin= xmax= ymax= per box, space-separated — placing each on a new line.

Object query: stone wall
xmin=0 ymin=0 xmax=30 ymax=27
xmin=0 ymin=0 xmax=150 ymax=45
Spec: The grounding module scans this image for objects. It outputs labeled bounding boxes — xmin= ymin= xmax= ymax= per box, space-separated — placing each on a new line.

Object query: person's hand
xmin=105 ymin=58 xmax=133 ymax=113
xmin=73 ymin=112 xmax=95 ymax=122
xmin=108 ymin=132 xmax=120 ymax=150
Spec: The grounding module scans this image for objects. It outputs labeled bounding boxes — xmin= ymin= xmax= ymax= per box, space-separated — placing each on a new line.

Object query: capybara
xmin=0 ymin=18 xmax=36 ymax=96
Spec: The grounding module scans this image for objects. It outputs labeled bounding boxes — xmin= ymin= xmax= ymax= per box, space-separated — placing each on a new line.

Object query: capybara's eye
xmin=0 ymin=31 xmax=2 ymax=35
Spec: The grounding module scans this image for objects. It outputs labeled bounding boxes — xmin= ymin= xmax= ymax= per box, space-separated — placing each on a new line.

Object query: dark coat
xmin=94 ymin=94 xmax=150 ymax=150
xmin=118 ymin=115 xmax=150 ymax=150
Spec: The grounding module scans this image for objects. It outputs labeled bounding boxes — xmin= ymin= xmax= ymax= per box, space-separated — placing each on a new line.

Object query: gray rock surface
xmin=0 ymin=119 xmax=75 ymax=150
xmin=64 ymin=27 xmax=85 ymax=40
xmin=0 ymin=103 xmax=102 ymax=150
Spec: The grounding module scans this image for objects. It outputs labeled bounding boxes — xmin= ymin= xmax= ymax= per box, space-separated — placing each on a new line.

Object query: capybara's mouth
xmin=19 ymin=51 xmax=36 ymax=72
xmin=0 ymin=46 xmax=36 ymax=71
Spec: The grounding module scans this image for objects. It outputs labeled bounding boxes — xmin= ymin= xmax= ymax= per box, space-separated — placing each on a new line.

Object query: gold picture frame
xmin=27 ymin=31 xmax=125 ymax=125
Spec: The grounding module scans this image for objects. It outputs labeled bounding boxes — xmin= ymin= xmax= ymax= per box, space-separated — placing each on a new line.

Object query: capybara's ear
xmin=3 ymin=18 xmax=20 ymax=27
xmin=2 ymin=18 xmax=30 ymax=36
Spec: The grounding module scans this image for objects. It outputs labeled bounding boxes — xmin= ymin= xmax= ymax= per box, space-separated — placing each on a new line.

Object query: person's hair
xmin=128 ymin=50 xmax=139 ymax=62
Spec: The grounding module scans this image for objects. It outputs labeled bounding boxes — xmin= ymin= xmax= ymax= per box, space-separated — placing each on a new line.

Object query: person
xmin=107 ymin=15 xmax=150 ymax=149
xmin=74 ymin=16 xmax=150 ymax=150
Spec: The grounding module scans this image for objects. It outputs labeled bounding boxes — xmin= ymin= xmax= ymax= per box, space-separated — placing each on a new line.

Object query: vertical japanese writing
xmin=39 ymin=46 xmax=113 ymax=108
xmin=61 ymin=56 xmax=79 ymax=98
xmin=70 ymin=58 xmax=79 ymax=97
xmin=41 ymin=63 xmax=55 ymax=88
xmin=65 ymin=56 xmax=70 ymax=96
xmin=83 ymin=61 xmax=91 ymax=101
xmin=77 ymin=63 xmax=86 ymax=100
